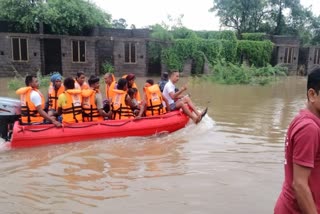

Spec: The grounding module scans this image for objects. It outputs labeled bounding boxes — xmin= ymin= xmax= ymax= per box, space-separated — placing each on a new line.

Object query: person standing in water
xmin=274 ymin=68 xmax=320 ymax=214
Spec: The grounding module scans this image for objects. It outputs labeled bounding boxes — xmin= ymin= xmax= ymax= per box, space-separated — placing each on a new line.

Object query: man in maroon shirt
xmin=274 ymin=68 xmax=320 ymax=214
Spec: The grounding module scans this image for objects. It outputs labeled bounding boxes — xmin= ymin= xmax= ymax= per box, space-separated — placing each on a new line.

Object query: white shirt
xmin=162 ymin=80 xmax=175 ymax=105
xmin=30 ymin=90 xmax=42 ymax=107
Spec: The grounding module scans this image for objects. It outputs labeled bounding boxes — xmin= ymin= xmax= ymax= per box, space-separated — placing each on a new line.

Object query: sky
xmin=92 ymin=0 xmax=320 ymax=31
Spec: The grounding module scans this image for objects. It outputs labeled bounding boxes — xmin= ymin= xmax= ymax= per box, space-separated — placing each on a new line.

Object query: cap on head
xmin=126 ymin=73 xmax=135 ymax=81
xmin=50 ymin=73 xmax=62 ymax=83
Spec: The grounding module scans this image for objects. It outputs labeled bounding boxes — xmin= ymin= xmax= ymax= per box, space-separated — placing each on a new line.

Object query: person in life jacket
xmin=74 ymin=71 xmax=89 ymax=90
xmin=46 ymin=72 xmax=65 ymax=118
xmin=16 ymin=75 xmax=61 ymax=127
xmin=57 ymin=77 xmax=82 ymax=124
xmin=82 ymin=75 xmax=112 ymax=122
xmin=122 ymin=73 xmax=141 ymax=102
xmin=143 ymin=79 xmax=168 ymax=116
xmin=103 ymin=73 xmax=117 ymax=113
xmin=104 ymin=73 xmax=117 ymax=100
xmin=111 ymin=78 xmax=144 ymax=120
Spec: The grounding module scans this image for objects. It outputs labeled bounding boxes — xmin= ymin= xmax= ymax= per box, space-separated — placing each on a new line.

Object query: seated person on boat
xmin=74 ymin=71 xmax=89 ymax=90
xmin=127 ymin=88 xmax=140 ymax=115
xmin=57 ymin=77 xmax=82 ymax=124
xmin=122 ymin=73 xmax=141 ymax=102
xmin=46 ymin=72 xmax=64 ymax=119
xmin=142 ymin=79 xmax=168 ymax=116
xmin=103 ymin=73 xmax=117 ymax=113
xmin=162 ymin=70 xmax=207 ymax=124
xmin=111 ymin=78 xmax=144 ymax=120
xmin=82 ymin=75 xmax=112 ymax=122
xmin=104 ymin=72 xmax=117 ymax=101
xmin=16 ymin=75 xmax=61 ymax=127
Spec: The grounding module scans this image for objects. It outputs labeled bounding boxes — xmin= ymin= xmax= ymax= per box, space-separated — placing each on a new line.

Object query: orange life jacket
xmin=61 ymin=89 xmax=82 ymax=123
xmin=105 ymin=81 xmax=116 ymax=100
xmin=82 ymin=89 xmax=103 ymax=122
xmin=122 ymin=74 xmax=141 ymax=101
xmin=111 ymin=89 xmax=134 ymax=120
xmin=74 ymin=80 xmax=89 ymax=90
xmin=48 ymin=83 xmax=65 ymax=111
xmin=144 ymin=84 xmax=166 ymax=116
xmin=16 ymin=87 xmax=45 ymax=124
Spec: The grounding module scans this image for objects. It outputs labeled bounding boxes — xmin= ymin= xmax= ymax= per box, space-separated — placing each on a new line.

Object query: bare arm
xmin=98 ymin=108 xmax=111 ymax=118
xmin=170 ymin=85 xmax=187 ymax=100
xmin=57 ymin=107 xmax=62 ymax=116
xmin=292 ymin=163 xmax=318 ymax=214
xmin=162 ymin=95 xmax=170 ymax=112
xmin=126 ymin=95 xmax=138 ymax=109
xmin=36 ymin=105 xmax=61 ymax=127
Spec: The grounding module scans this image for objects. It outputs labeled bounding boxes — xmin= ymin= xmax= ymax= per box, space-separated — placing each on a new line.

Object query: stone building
xmin=0 ymin=25 xmax=150 ymax=78
xmin=271 ymin=35 xmax=300 ymax=74
xmin=299 ymin=46 xmax=320 ymax=74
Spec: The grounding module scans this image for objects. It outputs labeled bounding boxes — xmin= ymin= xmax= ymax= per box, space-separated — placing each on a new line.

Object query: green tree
xmin=112 ymin=18 xmax=128 ymax=29
xmin=0 ymin=0 xmax=111 ymax=34
xmin=210 ymin=0 xmax=269 ymax=38
xmin=147 ymin=24 xmax=173 ymax=64
xmin=269 ymin=0 xmax=300 ymax=35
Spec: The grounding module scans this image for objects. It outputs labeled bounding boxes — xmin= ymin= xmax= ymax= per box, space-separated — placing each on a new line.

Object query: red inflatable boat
xmin=8 ymin=110 xmax=189 ymax=148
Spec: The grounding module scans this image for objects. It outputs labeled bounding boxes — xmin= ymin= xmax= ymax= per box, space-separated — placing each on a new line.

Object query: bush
xmin=236 ymin=40 xmax=273 ymax=67
xmin=101 ymin=61 xmax=115 ymax=74
xmin=207 ymin=61 xmax=287 ymax=85
xmin=8 ymin=77 xmax=24 ymax=91
xmin=241 ymin=33 xmax=268 ymax=41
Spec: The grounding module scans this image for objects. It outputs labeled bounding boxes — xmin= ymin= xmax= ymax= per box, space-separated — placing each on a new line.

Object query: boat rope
xmin=63 ymin=123 xmax=98 ymax=129
xmin=18 ymin=125 xmax=56 ymax=133
xmin=99 ymin=120 xmax=131 ymax=127
xmin=133 ymin=112 xmax=182 ymax=120
xmin=16 ymin=112 xmax=184 ymax=132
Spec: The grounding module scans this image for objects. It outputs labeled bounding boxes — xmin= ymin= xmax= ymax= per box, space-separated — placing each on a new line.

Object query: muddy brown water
xmin=0 ymin=76 xmax=306 ymax=213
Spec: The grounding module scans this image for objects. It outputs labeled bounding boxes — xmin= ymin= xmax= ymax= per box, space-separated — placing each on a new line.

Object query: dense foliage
xmin=0 ymin=0 xmax=111 ymax=34
xmin=209 ymin=0 xmax=320 ymax=45
xmin=208 ymin=61 xmax=288 ymax=85
xmin=241 ymin=33 xmax=268 ymax=41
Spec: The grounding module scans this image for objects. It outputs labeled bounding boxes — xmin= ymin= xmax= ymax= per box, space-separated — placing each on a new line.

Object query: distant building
xmin=0 ymin=23 xmax=151 ymax=77
xmin=271 ymin=35 xmax=300 ymax=74
xmin=299 ymin=46 xmax=320 ymax=74
xmin=1 ymin=22 xmax=319 ymax=77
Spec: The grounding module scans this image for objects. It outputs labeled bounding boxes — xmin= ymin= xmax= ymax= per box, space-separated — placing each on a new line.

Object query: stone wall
xmin=113 ymin=38 xmax=147 ymax=77
xmin=60 ymin=36 xmax=96 ymax=78
xmin=0 ymin=33 xmax=41 ymax=77
xmin=96 ymin=27 xmax=150 ymax=38
xmin=305 ymin=46 xmax=320 ymax=74
xmin=0 ymin=28 xmax=151 ymax=78
xmin=271 ymin=35 xmax=300 ymax=73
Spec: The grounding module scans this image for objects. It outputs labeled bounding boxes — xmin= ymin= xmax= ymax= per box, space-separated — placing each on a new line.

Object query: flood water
xmin=0 ymin=76 xmax=307 ymax=213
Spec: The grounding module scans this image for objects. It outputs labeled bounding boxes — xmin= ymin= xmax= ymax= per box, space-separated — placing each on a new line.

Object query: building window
xmin=284 ymin=47 xmax=294 ymax=64
xmin=314 ymin=48 xmax=320 ymax=65
xmin=72 ymin=40 xmax=86 ymax=62
xmin=12 ymin=38 xmax=28 ymax=61
xmin=124 ymin=42 xmax=136 ymax=63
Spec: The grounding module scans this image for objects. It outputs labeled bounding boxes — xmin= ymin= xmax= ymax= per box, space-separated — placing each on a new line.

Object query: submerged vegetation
xmin=207 ymin=62 xmax=288 ymax=85
xmin=8 ymin=72 xmax=51 ymax=91
xmin=148 ymin=26 xmax=285 ymax=85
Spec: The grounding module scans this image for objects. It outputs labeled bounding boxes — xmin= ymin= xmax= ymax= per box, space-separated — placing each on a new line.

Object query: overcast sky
xmin=92 ymin=0 xmax=320 ymax=31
